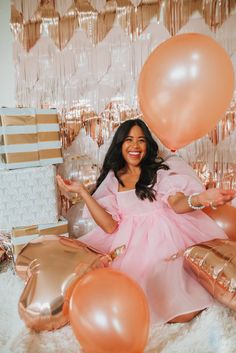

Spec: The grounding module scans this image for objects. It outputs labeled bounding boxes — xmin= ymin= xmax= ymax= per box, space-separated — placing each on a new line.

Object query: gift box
xmin=0 ymin=165 xmax=58 ymax=228
xmin=0 ymin=108 xmax=63 ymax=169
xmin=11 ymin=217 xmax=69 ymax=259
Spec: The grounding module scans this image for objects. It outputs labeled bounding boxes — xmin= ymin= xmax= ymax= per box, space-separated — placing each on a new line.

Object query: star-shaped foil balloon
xmin=184 ymin=238 xmax=236 ymax=311
xmin=15 ymin=235 xmax=116 ymax=332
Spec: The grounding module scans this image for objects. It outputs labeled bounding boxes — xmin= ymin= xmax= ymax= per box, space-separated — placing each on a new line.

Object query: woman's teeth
xmin=128 ymin=151 xmax=140 ymax=156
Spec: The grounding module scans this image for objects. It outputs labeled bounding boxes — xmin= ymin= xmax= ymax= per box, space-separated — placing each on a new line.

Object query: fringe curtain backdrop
xmin=10 ymin=0 xmax=236 ymax=190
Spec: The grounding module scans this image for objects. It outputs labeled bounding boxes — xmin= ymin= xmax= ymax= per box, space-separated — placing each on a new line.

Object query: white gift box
xmin=0 ymin=165 xmax=59 ymax=228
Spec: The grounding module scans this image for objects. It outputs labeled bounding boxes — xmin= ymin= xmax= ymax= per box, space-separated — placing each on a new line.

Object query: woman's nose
xmin=131 ymin=139 xmax=139 ymax=147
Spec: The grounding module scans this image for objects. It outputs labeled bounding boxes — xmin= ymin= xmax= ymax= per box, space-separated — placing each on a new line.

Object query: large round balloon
xmin=70 ymin=268 xmax=150 ymax=353
xmin=138 ymin=33 xmax=234 ymax=150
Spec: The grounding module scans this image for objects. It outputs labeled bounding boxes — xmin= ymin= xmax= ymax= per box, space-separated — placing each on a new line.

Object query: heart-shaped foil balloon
xmin=184 ymin=239 xmax=236 ymax=311
xmin=15 ymin=235 xmax=113 ymax=332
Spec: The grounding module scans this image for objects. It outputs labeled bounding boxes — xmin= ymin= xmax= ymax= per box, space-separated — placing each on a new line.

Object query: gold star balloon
xmin=184 ymin=238 xmax=236 ymax=311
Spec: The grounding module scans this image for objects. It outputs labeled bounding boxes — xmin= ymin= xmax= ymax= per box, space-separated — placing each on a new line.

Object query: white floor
xmin=0 ymin=267 xmax=236 ymax=353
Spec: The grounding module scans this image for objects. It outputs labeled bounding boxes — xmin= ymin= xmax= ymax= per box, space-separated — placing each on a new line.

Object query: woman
xmin=57 ymin=119 xmax=235 ymax=324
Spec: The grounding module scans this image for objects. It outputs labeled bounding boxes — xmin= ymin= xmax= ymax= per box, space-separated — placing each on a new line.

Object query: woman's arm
xmin=56 ymin=176 xmax=118 ymax=234
xmin=168 ymin=188 xmax=236 ymax=214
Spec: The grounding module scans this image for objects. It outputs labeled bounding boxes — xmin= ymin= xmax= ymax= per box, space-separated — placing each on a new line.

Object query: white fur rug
xmin=1 ymin=267 xmax=236 ymax=353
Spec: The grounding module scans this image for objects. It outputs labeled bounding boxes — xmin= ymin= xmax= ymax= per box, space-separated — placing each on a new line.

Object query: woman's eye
xmin=125 ymin=138 xmax=132 ymax=142
xmin=139 ymin=139 xmax=146 ymax=143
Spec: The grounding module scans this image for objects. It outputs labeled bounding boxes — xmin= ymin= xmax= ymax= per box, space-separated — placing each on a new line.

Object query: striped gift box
xmin=0 ymin=108 xmax=63 ymax=169
xmin=11 ymin=217 xmax=69 ymax=259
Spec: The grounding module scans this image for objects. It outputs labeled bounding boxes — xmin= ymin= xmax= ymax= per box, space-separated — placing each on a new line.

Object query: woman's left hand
xmin=198 ymin=188 xmax=236 ymax=209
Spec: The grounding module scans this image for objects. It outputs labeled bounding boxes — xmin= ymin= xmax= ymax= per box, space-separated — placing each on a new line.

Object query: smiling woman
xmin=57 ymin=119 xmax=236 ymax=325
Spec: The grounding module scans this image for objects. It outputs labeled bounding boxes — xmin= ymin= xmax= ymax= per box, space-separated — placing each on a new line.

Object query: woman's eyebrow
xmin=126 ymin=135 xmax=146 ymax=138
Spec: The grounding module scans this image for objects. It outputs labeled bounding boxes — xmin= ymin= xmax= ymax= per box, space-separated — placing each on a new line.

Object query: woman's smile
xmin=128 ymin=151 xmax=142 ymax=158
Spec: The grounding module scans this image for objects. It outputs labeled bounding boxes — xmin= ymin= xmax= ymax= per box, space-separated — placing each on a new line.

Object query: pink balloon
xmin=70 ymin=268 xmax=150 ymax=353
xmin=138 ymin=33 xmax=234 ymax=150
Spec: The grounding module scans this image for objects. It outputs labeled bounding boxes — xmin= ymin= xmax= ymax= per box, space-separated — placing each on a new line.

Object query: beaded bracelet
xmin=187 ymin=193 xmax=205 ymax=210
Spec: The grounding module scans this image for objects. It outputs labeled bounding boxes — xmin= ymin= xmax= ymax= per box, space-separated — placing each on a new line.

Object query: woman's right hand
xmin=56 ymin=175 xmax=88 ymax=199
xmin=197 ymin=188 xmax=236 ymax=208
xmin=57 ymin=174 xmax=118 ymax=233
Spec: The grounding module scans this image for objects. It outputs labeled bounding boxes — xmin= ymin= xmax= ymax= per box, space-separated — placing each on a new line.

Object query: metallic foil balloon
xmin=70 ymin=268 xmax=150 ymax=353
xmin=66 ymin=201 xmax=95 ymax=238
xmin=15 ymin=235 xmax=112 ymax=332
xmin=59 ymin=155 xmax=98 ymax=193
xmin=204 ymin=204 xmax=236 ymax=241
xmin=184 ymin=239 xmax=236 ymax=311
xmin=138 ymin=33 xmax=234 ymax=150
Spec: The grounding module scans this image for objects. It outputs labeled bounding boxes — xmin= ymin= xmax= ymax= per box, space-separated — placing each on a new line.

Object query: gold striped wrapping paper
xmin=0 ymin=108 xmax=63 ymax=169
xmin=11 ymin=217 xmax=69 ymax=259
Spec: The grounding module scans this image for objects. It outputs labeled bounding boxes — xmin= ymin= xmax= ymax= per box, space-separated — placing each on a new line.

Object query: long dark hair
xmin=94 ymin=119 xmax=169 ymax=201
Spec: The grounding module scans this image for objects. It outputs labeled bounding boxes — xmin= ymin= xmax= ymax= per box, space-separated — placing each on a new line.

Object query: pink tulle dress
xmin=79 ymin=156 xmax=227 ymax=324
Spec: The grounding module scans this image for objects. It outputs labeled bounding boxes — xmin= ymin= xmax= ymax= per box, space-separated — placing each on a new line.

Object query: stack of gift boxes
xmin=0 ymin=107 xmax=69 ymax=260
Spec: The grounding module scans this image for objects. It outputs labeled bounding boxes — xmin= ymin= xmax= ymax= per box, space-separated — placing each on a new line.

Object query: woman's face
xmin=121 ymin=125 xmax=147 ymax=168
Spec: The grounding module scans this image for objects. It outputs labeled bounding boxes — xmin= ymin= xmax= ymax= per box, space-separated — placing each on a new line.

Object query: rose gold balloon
xmin=204 ymin=204 xmax=236 ymax=241
xmin=15 ymin=235 xmax=112 ymax=332
xmin=184 ymin=239 xmax=236 ymax=311
xmin=138 ymin=33 xmax=234 ymax=150
xmin=70 ymin=268 xmax=150 ymax=353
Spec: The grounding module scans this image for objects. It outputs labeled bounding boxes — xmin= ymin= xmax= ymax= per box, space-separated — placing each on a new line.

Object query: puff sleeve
xmin=156 ymin=157 xmax=205 ymax=206
xmin=82 ymin=171 xmax=121 ymax=223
